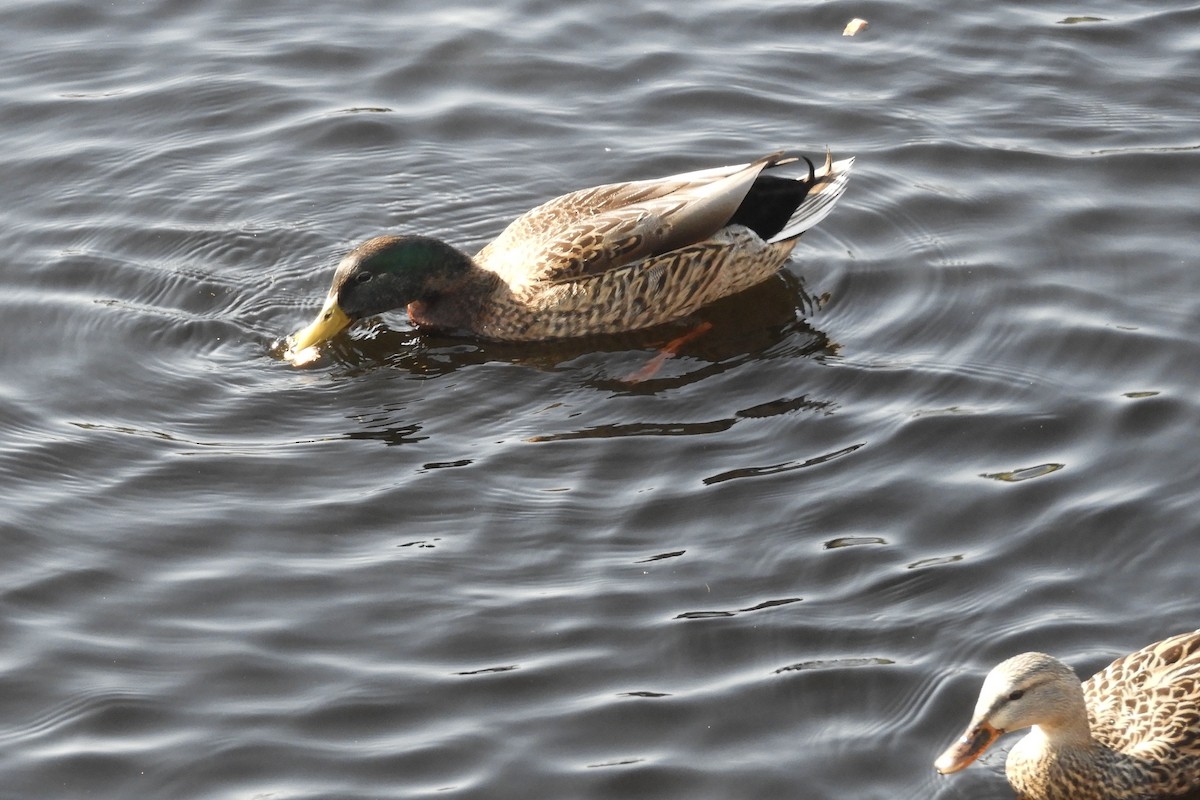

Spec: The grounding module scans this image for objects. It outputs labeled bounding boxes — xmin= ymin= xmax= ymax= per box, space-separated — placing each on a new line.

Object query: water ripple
xmin=1 ymin=1 xmax=1199 ymax=799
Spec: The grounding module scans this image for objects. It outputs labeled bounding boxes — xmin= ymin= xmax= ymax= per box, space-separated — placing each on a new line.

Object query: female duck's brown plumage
xmin=935 ymin=630 xmax=1200 ymax=800
xmin=283 ymin=150 xmax=852 ymax=361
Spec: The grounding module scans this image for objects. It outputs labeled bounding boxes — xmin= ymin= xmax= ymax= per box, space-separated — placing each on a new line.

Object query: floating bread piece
xmin=843 ymin=18 xmax=868 ymax=36
xmin=283 ymin=343 xmax=322 ymax=366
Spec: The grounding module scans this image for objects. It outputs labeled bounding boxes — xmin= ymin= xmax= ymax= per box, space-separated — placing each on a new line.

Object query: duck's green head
xmin=285 ymin=234 xmax=471 ymax=357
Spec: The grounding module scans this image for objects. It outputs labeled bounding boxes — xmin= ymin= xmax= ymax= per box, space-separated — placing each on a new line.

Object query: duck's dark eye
xmin=1007 ymin=690 xmax=1025 ymax=701
xmin=353 ymin=272 xmax=373 ymax=285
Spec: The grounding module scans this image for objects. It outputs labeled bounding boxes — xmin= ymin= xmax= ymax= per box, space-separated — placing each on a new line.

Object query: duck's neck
xmin=1037 ymin=699 xmax=1096 ymax=749
xmin=1022 ymin=719 xmax=1096 ymax=755
xmin=1009 ymin=717 xmax=1105 ymax=800
xmin=406 ymin=259 xmax=506 ymax=334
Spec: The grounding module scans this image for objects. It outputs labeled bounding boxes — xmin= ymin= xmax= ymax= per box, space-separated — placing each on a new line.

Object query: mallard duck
xmin=283 ymin=150 xmax=852 ymax=361
xmin=935 ymin=631 xmax=1200 ymax=800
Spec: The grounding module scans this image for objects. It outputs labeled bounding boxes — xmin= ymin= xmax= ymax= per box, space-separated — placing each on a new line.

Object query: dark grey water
xmin=2 ymin=1 xmax=1199 ymax=798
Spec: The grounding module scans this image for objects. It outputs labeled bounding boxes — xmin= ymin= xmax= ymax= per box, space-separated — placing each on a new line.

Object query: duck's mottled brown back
xmin=469 ymin=226 xmax=796 ymax=340
xmin=1085 ymin=630 xmax=1200 ymax=766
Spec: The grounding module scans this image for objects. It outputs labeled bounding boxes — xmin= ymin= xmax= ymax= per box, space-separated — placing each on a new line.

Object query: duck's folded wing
xmin=477 ymin=156 xmax=779 ymax=287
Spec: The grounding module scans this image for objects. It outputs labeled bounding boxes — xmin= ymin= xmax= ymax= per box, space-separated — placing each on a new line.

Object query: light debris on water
xmin=843 ymin=18 xmax=868 ymax=36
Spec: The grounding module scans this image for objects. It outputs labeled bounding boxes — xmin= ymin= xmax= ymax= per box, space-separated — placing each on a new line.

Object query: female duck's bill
xmin=934 ymin=720 xmax=1002 ymax=774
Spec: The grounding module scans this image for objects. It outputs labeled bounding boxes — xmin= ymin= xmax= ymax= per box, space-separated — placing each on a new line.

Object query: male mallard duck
xmin=283 ymin=150 xmax=852 ymax=361
xmin=935 ymin=631 xmax=1200 ymax=800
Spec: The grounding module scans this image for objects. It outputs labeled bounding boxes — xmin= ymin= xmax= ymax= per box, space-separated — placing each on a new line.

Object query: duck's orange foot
xmin=624 ymin=321 xmax=714 ymax=383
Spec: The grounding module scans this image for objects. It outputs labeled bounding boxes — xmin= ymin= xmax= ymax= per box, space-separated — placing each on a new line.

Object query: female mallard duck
xmin=935 ymin=630 xmax=1200 ymax=800
xmin=283 ymin=150 xmax=852 ymax=361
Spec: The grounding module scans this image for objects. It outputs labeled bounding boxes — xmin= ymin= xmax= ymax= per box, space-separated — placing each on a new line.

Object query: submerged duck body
xmin=935 ymin=631 xmax=1200 ymax=800
xmin=284 ymin=150 xmax=852 ymax=359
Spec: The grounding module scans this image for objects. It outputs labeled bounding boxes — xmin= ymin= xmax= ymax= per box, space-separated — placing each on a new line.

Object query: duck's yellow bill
xmin=934 ymin=721 xmax=1001 ymax=774
xmin=284 ymin=297 xmax=352 ymax=363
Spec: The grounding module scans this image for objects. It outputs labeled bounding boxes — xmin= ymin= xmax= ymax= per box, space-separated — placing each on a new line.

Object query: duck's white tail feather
xmin=767 ymin=156 xmax=855 ymax=243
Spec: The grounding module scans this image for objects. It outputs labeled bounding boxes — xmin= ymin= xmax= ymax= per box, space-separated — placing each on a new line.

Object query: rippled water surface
xmin=2 ymin=1 xmax=1199 ymax=798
